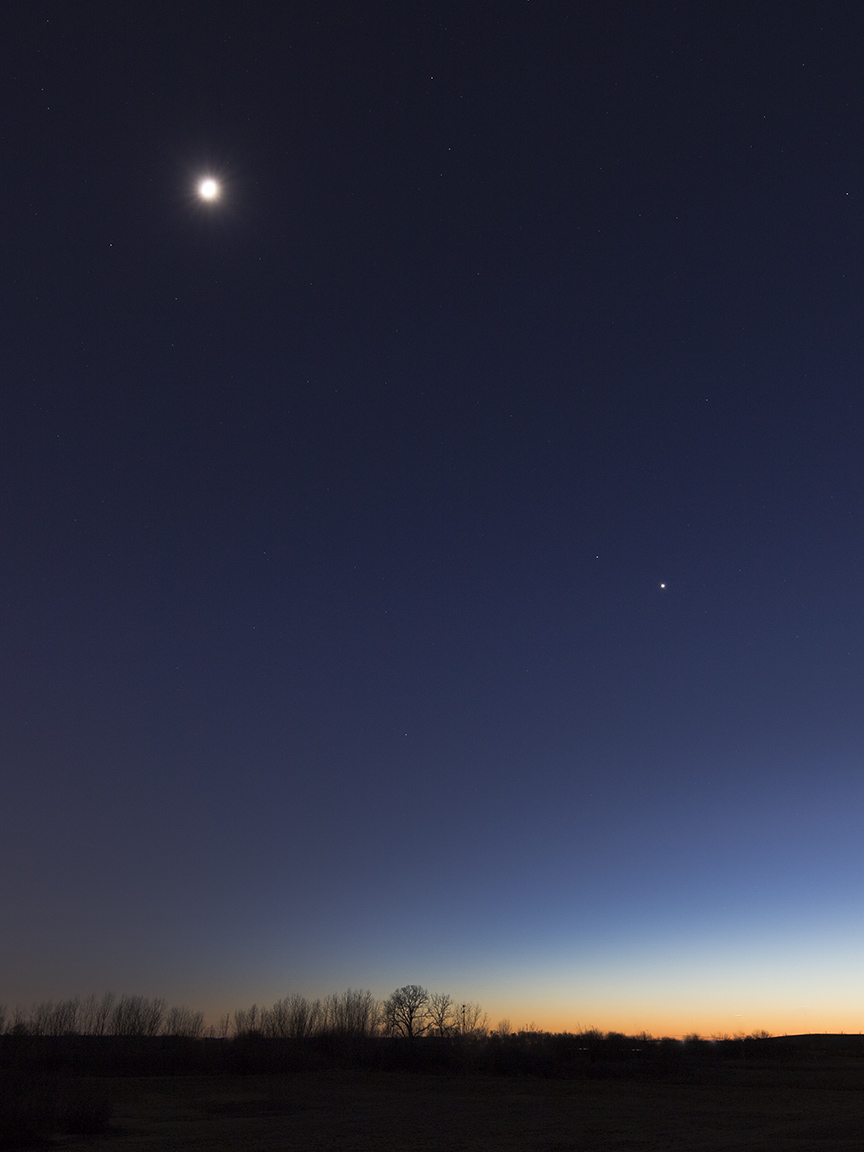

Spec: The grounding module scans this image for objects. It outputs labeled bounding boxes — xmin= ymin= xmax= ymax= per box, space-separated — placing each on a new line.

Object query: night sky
xmin=4 ymin=1 xmax=864 ymax=1037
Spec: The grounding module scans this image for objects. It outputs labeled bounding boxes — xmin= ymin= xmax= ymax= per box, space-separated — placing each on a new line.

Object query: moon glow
xmin=197 ymin=178 xmax=220 ymax=201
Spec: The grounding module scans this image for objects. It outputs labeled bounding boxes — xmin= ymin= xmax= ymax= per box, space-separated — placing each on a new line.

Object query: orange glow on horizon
xmin=192 ymin=999 xmax=864 ymax=1042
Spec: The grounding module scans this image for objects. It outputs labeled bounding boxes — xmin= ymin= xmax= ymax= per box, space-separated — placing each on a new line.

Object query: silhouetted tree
xmin=323 ymin=989 xmax=378 ymax=1037
xmin=427 ymin=994 xmax=488 ymax=1037
xmin=455 ymin=1001 xmax=488 ymax=1037
xmin=274 ymin=994 xmax=322 ymax=1038
xmin=162 ymin=1005 xmax=204 ymax=1038
xmin=111 ymin=995 xmax=165 ymax=1037
xmin=428 ymin=992 xmax=457 ymax=1036
xmin=382 ymin=985 xmax=430 ymax=1039
xmin=80 ymin=993 xmax=115 ymax=1036
xmin=233 ymin=1004 xmax=264 ymax=1037
xmin=24 ymin=998 xmax=84 ymax=1036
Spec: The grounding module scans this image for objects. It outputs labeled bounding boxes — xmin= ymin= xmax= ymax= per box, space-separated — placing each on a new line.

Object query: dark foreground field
xmin=16 ymin=1063 xmax=864 ymax=1151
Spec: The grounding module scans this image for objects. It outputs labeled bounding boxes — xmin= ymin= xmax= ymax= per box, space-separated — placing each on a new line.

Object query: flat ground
xmin=50 ymin=1065 xmax=864 ymax=1151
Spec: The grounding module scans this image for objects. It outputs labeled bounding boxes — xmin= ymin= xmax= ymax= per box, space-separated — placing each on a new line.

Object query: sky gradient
xmin=3 ymin=0 xmax=864 ymax=1038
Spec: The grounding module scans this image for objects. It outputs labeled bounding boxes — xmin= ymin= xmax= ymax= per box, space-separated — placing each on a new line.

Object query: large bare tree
xmin=381 ymin=985 xmax=430 ymax=1039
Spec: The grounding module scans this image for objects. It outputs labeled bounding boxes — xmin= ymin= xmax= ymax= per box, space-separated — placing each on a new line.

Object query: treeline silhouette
xmin=0 ymin=985 xmax=806 ymax=1081
xmin=0 ymin=993 xmax=204 ymax=1039
xmin=0 ymin=987 xmax=487 ymax=1043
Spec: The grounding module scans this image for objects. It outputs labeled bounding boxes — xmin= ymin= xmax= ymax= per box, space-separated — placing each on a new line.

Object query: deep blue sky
xmin=3 ymin=1 xmax=864 ymax=1035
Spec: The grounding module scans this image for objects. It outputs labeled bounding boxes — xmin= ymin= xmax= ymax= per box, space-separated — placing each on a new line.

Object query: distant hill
xmin=764 ymin=1034 xmax=864 ymax=1052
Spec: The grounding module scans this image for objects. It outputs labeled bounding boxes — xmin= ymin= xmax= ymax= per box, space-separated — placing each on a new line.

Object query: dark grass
xmin=12 ymin=1065 xmax=864 ymax=1152
xmin=3 ymin=1033 xmax=864 ymax=1149
xmin=0 ymin=1070 xmax=114 ymax=1148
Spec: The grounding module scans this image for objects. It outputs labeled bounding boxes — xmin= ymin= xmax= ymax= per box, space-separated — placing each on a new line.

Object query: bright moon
xmin=197 ymin=178 xmax=220 ymax=201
